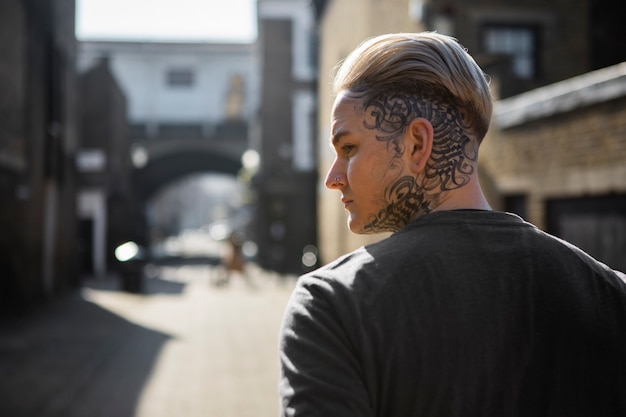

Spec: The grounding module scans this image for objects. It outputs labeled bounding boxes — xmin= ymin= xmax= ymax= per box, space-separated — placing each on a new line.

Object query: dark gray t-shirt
xmin=279 ymin=210 xmax=626 ymax=417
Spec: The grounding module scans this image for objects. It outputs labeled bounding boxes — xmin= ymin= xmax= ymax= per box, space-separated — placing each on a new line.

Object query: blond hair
xmin=333 ymin=32 xmax=492 ymax=141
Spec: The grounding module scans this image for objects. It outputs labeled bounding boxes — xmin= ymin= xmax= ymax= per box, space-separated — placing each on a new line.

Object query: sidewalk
xmin=0 ymin=264 xmax=297 ymax=417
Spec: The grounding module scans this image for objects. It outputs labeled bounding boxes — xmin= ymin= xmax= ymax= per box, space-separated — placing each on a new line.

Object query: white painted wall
xmin=78 ymin=41 xmax=259 ymax=126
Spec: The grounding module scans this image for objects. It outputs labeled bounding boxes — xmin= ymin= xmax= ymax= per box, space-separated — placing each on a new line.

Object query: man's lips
xmin=341 ymin=197 xmax=353 ymax=209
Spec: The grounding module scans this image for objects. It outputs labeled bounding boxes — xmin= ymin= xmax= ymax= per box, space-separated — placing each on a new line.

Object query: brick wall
xmin=480 ymin=67 xmax=626 ymax=229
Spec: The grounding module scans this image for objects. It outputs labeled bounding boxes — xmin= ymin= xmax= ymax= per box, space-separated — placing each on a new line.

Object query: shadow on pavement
xmin=0 ymin=290 xmax=171 ymax=417
xmin=85 ymin=274 xmax=187 ymax=296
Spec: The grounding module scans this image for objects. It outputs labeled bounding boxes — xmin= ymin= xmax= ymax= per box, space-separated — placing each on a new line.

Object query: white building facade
xmin=78 ymin=41 xmax=259 ymax=141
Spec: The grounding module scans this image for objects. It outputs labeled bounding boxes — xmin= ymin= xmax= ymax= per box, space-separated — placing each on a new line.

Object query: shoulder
xmin=496 ymin=217 xmax=626 ymax=295
xmin=299 ymin=246 xmax=377 ymax=287
xmin=539 ymin=229 xmax=626 ymax=287
xmin=283 ymin=245 xmax=390 ymax=326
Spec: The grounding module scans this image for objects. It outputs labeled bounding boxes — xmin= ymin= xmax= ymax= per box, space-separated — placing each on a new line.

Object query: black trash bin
xmin=115 ymin=241 xmax=147 ymax=293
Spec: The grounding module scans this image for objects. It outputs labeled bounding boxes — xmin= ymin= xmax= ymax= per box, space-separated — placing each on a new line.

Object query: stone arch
xmin=132 ymin=150 xmax=242 ymax=200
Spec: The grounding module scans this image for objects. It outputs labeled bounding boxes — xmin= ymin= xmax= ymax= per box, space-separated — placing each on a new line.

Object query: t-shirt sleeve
xmin=278 ymin=275 xmax=373 ymax=417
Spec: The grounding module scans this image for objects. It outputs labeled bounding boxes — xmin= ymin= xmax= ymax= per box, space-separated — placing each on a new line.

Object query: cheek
xmin=348 ymin=154 xmax=391 ymax=198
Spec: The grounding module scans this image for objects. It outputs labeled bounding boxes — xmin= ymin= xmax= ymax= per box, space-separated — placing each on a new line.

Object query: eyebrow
xmin=331 ymin=130 xmax=349 ymax=147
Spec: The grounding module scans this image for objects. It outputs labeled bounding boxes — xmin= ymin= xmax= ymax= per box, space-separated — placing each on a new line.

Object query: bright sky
xmin=75 ymin=0 xmax=257 ymax=42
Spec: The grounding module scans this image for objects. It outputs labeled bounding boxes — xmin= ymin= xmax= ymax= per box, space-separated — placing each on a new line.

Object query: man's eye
xmin=342 ymin=144 xmax=355 ymax=156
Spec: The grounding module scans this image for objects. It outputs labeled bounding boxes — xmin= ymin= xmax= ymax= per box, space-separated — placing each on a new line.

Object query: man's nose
xmin=325 ymin=169 xmax=345 ymax=190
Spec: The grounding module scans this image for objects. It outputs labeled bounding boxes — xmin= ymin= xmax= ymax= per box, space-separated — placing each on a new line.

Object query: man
xmin=278 ymin=32 xmax=626 ymax=416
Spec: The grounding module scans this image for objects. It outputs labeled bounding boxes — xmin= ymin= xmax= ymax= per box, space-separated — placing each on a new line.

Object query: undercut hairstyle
xmin=333 ymin=32 xmax=493 ymax=198
xmin=333 ymin=32 xmax=492 ymax=143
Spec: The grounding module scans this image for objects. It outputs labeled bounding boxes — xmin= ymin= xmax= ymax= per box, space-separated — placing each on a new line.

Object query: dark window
xmin=482 ymin=25 xmax=539 ymax=79
xmin=546 ymin=194 xmax=626 ymax=272
xmin=166 ymin=68 xmax=195 ymax=87
xmin=129 ymin=123 xmax=147 ymax=138
xmin=158 ymin=123 xmax=204 ymax=138
xmin=504 ymin=194 xmax=528 ymax=220
xmin=590 ymin=0 xmax=626 ymax=70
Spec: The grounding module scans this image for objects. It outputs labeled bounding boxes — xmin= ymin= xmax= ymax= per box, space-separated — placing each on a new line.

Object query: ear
xmin=405 ymin=118 xmax=433 ymax=174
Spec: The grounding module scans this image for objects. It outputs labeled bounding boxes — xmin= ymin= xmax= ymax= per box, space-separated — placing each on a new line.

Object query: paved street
xmin=0 ymin=264 xmax=297 ymax=417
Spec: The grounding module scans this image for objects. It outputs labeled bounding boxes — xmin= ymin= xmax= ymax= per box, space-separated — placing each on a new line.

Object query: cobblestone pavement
xmin=0 ymin=264 xmax=297 ymax=417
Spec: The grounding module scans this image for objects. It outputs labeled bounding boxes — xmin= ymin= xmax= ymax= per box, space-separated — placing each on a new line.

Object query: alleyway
xmin=0 ymin=265 xmax=297 ymax=417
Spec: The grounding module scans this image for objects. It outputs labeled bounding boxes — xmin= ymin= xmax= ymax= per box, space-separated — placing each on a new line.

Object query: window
xmin=76 ymin=149 xmax=106 ymax=172
xmin=129 ymin=123 xmax=147 ymax=138
xmin=292 ymin=91 xmax=315 ymax=172
xmin=166 ymin=68 xmax=195 ymax=87
xmin=483 ymin=25 xmax=538 ymax=79
xmin=158 ymin=123 xmax=204 ymax=138
xmin=504 ymin=194 xmax=528 ymax=220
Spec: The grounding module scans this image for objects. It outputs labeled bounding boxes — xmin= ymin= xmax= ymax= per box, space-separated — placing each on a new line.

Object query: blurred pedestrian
xmin=278 ymin=32 xmax=626 ymax=417
xmin=212 ymin=231 xmax=247 ymax=286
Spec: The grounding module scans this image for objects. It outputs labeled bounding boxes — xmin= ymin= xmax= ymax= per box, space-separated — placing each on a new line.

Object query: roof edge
xmin=494 ymin=62 xmax=626 ymax=129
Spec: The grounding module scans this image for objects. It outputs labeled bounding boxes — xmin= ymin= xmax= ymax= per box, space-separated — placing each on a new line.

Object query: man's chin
xmin=347 ymin=217 xmax=364 ymax=234
xmin=348 ymin=219 xmax=381 ymax=235
xmin=348 ymin=215 xmax=401 ymax=235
